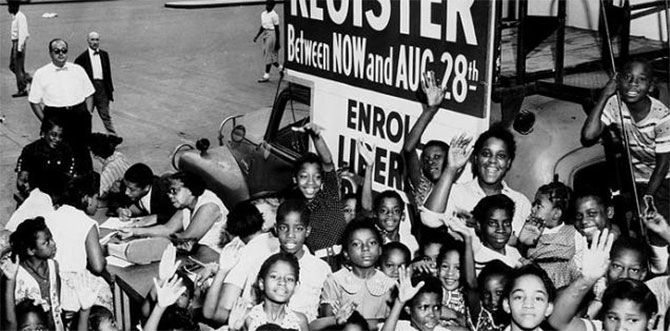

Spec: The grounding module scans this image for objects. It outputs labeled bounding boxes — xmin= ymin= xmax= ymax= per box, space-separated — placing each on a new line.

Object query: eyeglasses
xmin=52 ymin=48 xmax=68 ymax=55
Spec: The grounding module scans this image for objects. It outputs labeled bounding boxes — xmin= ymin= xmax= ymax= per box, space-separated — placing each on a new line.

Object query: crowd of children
xmin=2 ymin=57 xmax=670 ymax=331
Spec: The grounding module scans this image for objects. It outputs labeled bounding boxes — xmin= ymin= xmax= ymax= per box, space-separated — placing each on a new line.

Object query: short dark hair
xmin=574 ymin=187 xmax=611 ymax=208
xmin=61 ymin=172 xmax=100 ymax=210
xmin=340 ymin=218 xmax=383 ymax=248
xmin=10 ymin=217 xmax=49 ymax=261
xmin=503 ymin=263 xmax=556 ymax=302
xmin=473 ymin=122 xmax=517 ymax=164
xmin=276 ymin=199 xmax=310 ymax=226
xmin=7 ymin=1 xmax=20 ymax=14
xmin=381 ymin=242 xmax=411 ymax=266
xmin=226 ymin=200 xmax=264 ymax=238
xmin=536 ymin=181 xmax=572 ymax=217
xmin=293 ymin=152 xmax=322 ymax=178
xmin=15 ymin=299 xmax=48 ymax=328
xmin=40 ymin=117 xmax=65 ymax=136
xmin=169 ymin=171 xmax=206 ymax=197
xmin=408 ymin=274 xmax=443 ymax=308
xmin=477 ymin=260 xmax=513 ymax=290
xmin=48 ymin=38 xmax=68 ymax=52
xmin=424 ymin=140 xmax=449 ymax=155
xmin=622 ymin=58 xmax=653 ymax=78
xmin=32 ymin=170 xmax=69 ymax=205
xmin=175 ymin=270 xmax=195 ymax=299
xmin=472 ymin=194 xmax=516 ymax=229
xmin=157 ymin=306 xmax=198 ymax=331
xmin=88 ymin=305 xmax=115 ymax=331
xmin=602 ymin=279 xmax=657 ymax=319
xmin=124 ymin=163 xmax=154 ymax=187
xmin=610 ymin=237 xmax=650 ymax=268
xmin=373 ymin=190 xmax=405 ymax=213
xmin=89 ymin=133 xmax=122 ymax=159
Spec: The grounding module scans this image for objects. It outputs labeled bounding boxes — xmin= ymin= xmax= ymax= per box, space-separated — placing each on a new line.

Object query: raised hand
xmin=517 ymin=216 xmax=545 ymax=246
xmin=446 ymin=216 xmax=475 ymax=240
xmin=0 ymin=255 xmax=20 ymax=281
xmin=158 ymin=245 xmax=181 ymax=283
xmin=446 ymin=133 xmax=473 ymax=171
xmin=581 ymin=229 xmax=614 ymax=282
xmin=397 ymin=265 xmax=424 ymax=304
xmin=228 ymin=297 xmax=251 ymax=331
xmin=154 ymin=275 xmax=186 ymax=308
xmin=643 ymin=212 xmax=670 ymax=238
xmin=357 ymin=139 xmax=375 ymax=166
xmin=421 ymin=71 xmax=447 ymax=109
xmin=332 ymin=300 xmax=357 ymax=325
xmin=410 ymin=258 xmax=436 ymax=275
xmin=602 ymin=73 xmax=619 ymax=98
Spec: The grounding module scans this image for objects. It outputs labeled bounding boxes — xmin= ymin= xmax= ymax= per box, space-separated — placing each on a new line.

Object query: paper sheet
xmin=100 ymin=217 xmax=128 ymax=230
xmin=106 ymin=256 xmax=133 ymax=268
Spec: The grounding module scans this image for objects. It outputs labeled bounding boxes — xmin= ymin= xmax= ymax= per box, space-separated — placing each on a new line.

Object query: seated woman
xmin=119 ymin=171 xmax=229 ymax=256
xmin=88 ymin=133 xmax=129 ymax=200
xmin=14 ymin=117 xmax=75 ymax=206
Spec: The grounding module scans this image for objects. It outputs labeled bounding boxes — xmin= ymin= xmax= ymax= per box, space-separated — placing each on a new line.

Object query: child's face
xmin=31 ymin=230 xmax=56 ymax=259
xmin=481 ymin=209 xmax=512 ymax=252
xmin=608 ymin=249 xmax=647 ymax=283
xmin=575 ymin=197 xmax=611 ymax=242
xmin=474 ymin=137 xmax=512 ymax=186
xmin=18 ymin=312 xmax=47 ymax=331
xmin=346 ymin=228 xmax=381 ymax=269
xmin=618 ymin=62 xmax=652 ymax=105
xmin=407 ymin=292 xmax=442 ymax=331
xmin=375 ymin=197 xmax=404 ymax=234
xmin=343 ymin=198 xmax=357 ymax=223
xmin=16 ymin=171 xmax=31 ymax=195
xmin=97 ymin=317 xmax=121 ymax=331
xmin=260 ymin=260 xmax=298 ymax=304
xmin=277 ymin=211 xmax=310 ymax=257
xmin=438 ymin=250 xmax=461 ymax=291
xmin=175 ymin=289 xmax=193 ymax=309
xmin=421 ymin=145 xmax=446 ymax=182
xmin=482 ymin=274 xmax=506 ymax=313
xmin=294 ymin=162 xmax=323 ymax=200
xmin=503 ymin=274 xmax=553 ymax=331
xmin=532 ymin=193 xmax=559 ymax=228
xmin=380 ymin=248 xmax=407 ymax=280
xmin=603 ymin=299 xmax=651 ymax=331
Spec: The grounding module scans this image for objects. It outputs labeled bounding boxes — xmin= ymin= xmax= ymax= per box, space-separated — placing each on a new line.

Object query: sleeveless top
xmin=182 ymin=189 xmax=228 ymax=252
xmin=247 ymin=304 xmax=302 ymax=331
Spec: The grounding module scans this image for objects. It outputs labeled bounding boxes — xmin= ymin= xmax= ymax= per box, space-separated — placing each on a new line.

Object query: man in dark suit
xmin=110 ymin=163 xmax=177 ymax=225
xmin=74 ymin=31 xmax=117 ymax=135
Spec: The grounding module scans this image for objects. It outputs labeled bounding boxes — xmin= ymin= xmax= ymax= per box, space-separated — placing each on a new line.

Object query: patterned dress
xmin=246 ymin=304 xmax=302 ymax=331
xmin=15 ymin=260 xmax=64 ymax=331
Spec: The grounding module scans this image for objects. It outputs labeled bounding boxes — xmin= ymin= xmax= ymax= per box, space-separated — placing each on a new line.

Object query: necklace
xmin=23 ymin=260 xmax=49 ymax=283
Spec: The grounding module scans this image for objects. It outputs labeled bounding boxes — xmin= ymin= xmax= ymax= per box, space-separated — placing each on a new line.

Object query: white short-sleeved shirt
xmin=288 ymin=248 xmax=332 ymax=322
xmin=28 ymin=62 xmax=95 ymax=107
xmin=601 ymin=95 xmax=670 ymax=181
xmin=181 ymin=189 xmax=228 ymax=252
xmin=45 ymin=205 xmax=97 ymax=272
xmin=223 ymin=232 xmax=279 ymax=304
xmin=420 ymin=179 xmax=532 ymax=235
xmin=7 ymin=188 xmax=54 ymax=231
xmin=475 ymin=244 xmax=523 ymax=274
xmin=261 ymin=10 xmax=279 ymax=30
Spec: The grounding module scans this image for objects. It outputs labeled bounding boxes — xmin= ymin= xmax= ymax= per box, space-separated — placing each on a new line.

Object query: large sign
xmin=284 ymin=0 xmax=496 ymax=193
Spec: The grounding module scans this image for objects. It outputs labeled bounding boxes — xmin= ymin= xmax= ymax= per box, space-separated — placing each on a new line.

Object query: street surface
xmin=0 ymin=0 xmax=285 ymax=223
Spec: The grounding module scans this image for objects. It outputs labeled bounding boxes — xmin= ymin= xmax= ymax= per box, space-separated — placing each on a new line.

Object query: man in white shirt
xmin=8 ymin=1 xmax=30 ymax=97
xmin=29 ymin=38 xmax=95 ymax=172
xmin=75 ymin=32 xmax=117 ymax=136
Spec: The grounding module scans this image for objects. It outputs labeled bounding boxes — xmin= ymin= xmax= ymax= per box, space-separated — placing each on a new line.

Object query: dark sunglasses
xmin=52 ymin=48 xmax=68 ymax=55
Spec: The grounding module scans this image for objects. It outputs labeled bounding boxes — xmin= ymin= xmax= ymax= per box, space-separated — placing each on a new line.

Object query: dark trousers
xmin=92 ymin=80 xmax=116 ymax=134
xmin=9 ymin=40 xmax=27 ymax=92
xmin=44 ymin=103 xmax=93 ymax=173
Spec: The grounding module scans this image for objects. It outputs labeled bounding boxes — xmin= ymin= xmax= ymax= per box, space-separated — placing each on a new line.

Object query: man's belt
xmin=313 ymin=245 xmax=342 ymax=258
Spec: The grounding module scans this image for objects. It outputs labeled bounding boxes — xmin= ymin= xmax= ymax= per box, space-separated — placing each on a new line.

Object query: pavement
xmin=0 ymin=0 xmax=286 ymax=225
xmin=165 ymin=0 xmax=283 ymax=9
